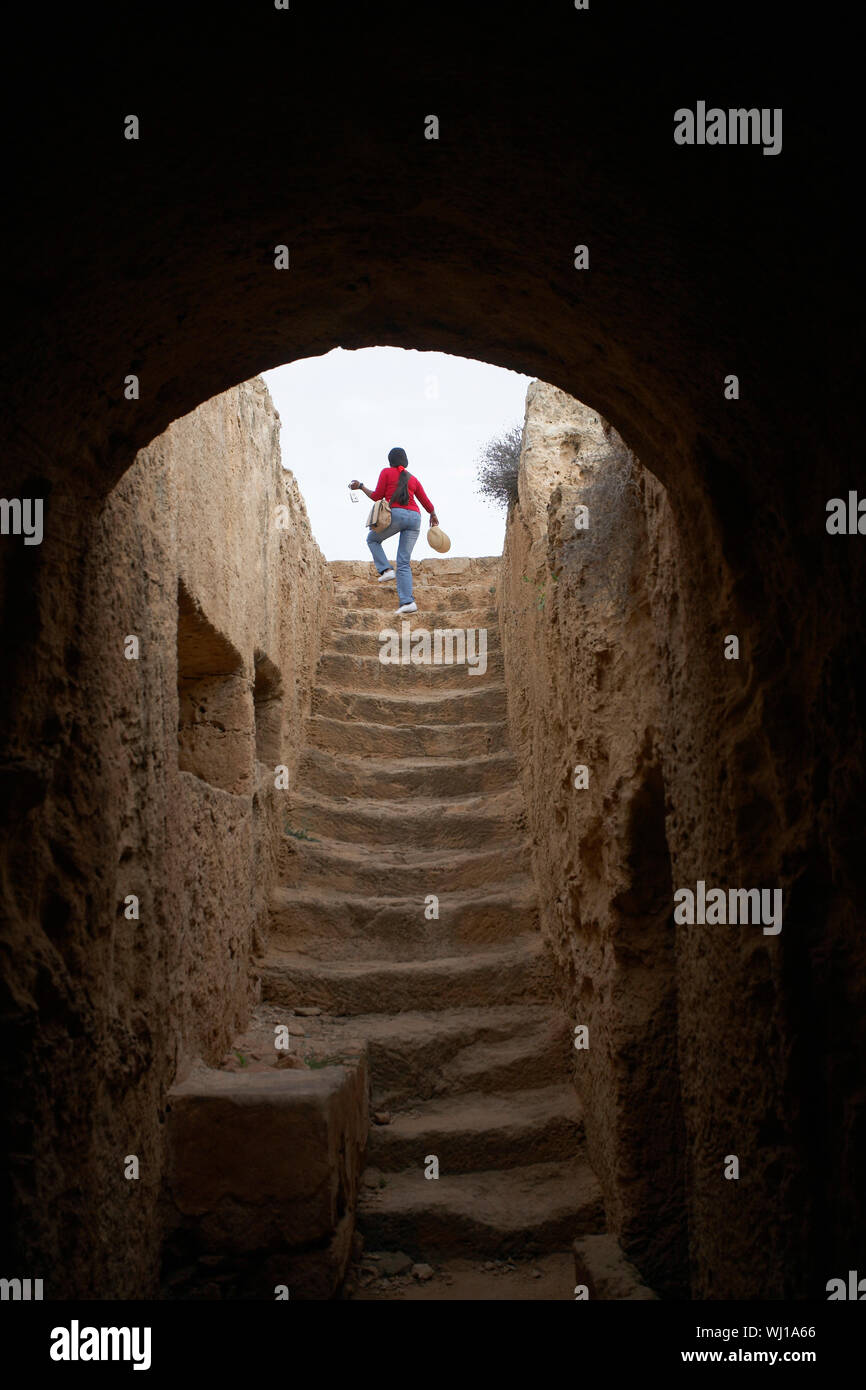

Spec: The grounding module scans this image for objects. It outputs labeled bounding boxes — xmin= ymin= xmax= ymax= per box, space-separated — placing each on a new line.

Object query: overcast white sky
xmin=262 ymin=347 xmax=531 ymax=561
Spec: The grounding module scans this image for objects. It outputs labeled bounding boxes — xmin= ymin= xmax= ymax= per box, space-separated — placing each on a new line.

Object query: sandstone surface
xmin=0 ymin=378 xmax=329 ymax=1296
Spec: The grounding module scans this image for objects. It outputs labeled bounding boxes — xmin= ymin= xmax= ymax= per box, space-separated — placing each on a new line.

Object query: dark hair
xmin=388 ymin=446 xmax=411 ymax=507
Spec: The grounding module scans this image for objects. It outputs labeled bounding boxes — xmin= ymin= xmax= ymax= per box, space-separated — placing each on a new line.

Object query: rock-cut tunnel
xmin=0 ymin=0 xmax=862 ymax=1306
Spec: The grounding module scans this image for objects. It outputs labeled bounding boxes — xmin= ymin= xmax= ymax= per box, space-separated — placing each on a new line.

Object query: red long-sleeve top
xmin=371 ymin=467 xmax=435 ymax=516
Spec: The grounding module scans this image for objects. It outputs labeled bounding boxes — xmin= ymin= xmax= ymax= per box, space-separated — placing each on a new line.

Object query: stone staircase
xmin=256 ymin=557 xmax=606 ymax=1276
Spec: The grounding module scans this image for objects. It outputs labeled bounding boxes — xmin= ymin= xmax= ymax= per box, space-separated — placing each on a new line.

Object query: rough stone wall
xmin=0 ymin=377 xmax=330 ymax=1297
xmin=500 ymin=380 xmax=865 ymax=1300
xmin=499 ymin=381 xmax=687 ymax=1296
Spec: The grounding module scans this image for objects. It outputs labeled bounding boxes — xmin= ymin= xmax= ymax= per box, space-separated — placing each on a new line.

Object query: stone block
xmin=419 ymin=556 xmax=471 ymax=575
xmin=167 ymin=1060 xmax=368 ymax=1252
xmin=573 ymin=1234 xmax=658 ymax=1300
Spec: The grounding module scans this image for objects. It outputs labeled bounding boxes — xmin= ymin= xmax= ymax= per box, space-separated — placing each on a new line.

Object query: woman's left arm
xmin=413 ymin=477 xmax=437 ymax=516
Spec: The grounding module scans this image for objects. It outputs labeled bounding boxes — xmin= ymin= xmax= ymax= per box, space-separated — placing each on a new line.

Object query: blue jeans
xmin=367 ymin=508 xmax=421 ymax=605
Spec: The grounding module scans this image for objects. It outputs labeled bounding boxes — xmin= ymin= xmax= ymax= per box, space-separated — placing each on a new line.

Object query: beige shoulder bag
xmin=366 ymin=496 xmax=392 ymax=532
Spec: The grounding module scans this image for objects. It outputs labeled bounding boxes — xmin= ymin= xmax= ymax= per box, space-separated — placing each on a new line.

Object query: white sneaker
xmin=377 ymin=568 xmax=396 ymax=582
xmin=395 ymin=601 xmax=418 ymax=614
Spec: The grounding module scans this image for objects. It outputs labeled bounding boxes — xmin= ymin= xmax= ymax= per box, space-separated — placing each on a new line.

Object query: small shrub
xmin=475 ymin=424 xmax=523 ymax=511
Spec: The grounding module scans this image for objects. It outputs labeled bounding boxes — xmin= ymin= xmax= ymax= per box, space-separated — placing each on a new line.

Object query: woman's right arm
xmin=369 ymin=469 xmax=389 ymax=501
xmin=350 ymin=472 xmax=386 ymax=500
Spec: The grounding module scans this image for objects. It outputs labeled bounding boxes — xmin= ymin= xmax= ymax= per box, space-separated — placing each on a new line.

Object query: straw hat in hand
xmin=427 ymin=525 xmax=451 ymax=553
